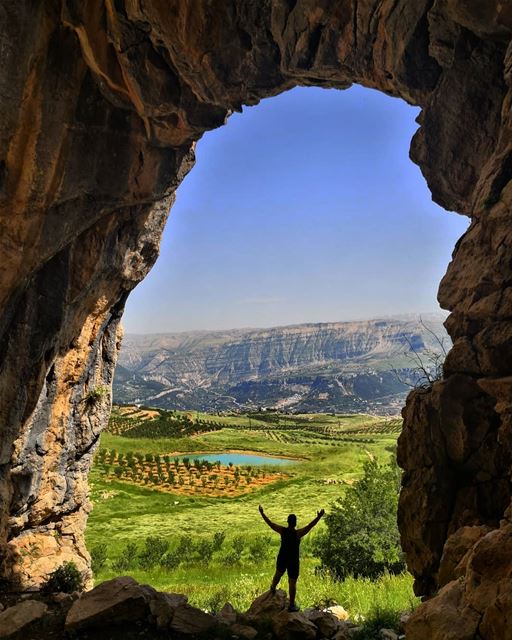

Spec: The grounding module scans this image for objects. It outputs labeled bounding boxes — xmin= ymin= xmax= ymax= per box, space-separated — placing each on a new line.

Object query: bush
xmin=220 ymin=552 xmax=240 ymax=567
xmin=112 ymin=542 xmax=138 ymax=571
xmin=43 ymin=561 xmax=84 ymax=593
xmin=138 ymin=536 xmax=169 ymax=570
xmin=221 ymin=535 xmax=245 ymax=566
xmin=212 ymin=531 xmax=226 ymax=552
xmin=313 ymin=457 xmax=405 ymax=580
xmin=232 ymin=535 xmax=245 ymax=557
xmin=90 ymin=543 xmax=108 ymax=574
xmin=248 ymin=535 xmax=271 ymax=562
xmin=176 ymin=535 xmax=194 ymax=557
xmin=162 ymin=550 xmax=181 ymax=570
xmin=205 ymin=586 xmax=230 ymax=614
xmin=352 ymin=606 xmax=401 ymax=639
xmin=195 ymin=539 xmax=214 ymax=566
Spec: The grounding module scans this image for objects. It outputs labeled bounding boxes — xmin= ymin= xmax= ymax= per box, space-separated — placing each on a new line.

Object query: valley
xmin=86 ymin=405 xmax=417 ymax=622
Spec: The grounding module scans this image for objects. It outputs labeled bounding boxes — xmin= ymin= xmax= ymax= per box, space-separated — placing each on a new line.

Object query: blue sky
xmin=124 ymin=85 xmax=469 ymax=334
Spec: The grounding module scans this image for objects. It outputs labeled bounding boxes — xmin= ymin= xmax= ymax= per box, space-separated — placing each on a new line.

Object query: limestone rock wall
xmin=1 ymin=1 xmax=512 ymax=637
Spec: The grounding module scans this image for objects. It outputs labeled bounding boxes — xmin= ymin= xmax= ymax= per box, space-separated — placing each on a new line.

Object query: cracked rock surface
xmin=1 ymin=2 xmax=512 ymax=637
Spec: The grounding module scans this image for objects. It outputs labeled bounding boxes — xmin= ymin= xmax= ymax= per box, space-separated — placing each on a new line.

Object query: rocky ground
xmin=0 ymin=577 xmax=406 ymax=640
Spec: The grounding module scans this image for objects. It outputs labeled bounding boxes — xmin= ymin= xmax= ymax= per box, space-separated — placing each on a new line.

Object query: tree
xmin=392 ymin=317 xmax=448 ymax=389
xmin=313 ymin=457 xmax=405 ymax=580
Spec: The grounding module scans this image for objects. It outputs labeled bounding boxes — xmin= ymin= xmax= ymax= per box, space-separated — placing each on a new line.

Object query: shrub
xmin=90 ymin=543 xmax=108 ymax=574
xmin=112 ymin=542 xmax=138 ymax=571
xmin=84 ymin=385 xmax=110 ymax=406
xmin=352 ymin=606 xmax=401 ymax=639
xmin=212 ymin=531 xmax=226 ymax=552
xmin=195 ymin=539 xmax=214 ymax=566
xmin=176 ymin=535 xmax=194 ymax=557
xmin=138 ymin=537 xmax=169 ymax=569
xmin=249 ymin=535 xmax=271 ymax=562
xmin=232 ymin=536 xmax=245 ymax=556
xmin=313 ymin=458 xmax=405 ymax=580
xmin=220 ymin=534 xmax=245 ymax=566
xmin=162 ymin=550 xmax=181 ymax=570
xmin=221 ymin=552 xmax=240 ymax=567
xmin=205 ymin=586 xmax=230 ymax=614
xmin=43 ymin=561 xmax=84 ymax=593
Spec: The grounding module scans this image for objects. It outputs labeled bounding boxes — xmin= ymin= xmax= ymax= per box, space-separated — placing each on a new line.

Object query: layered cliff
xmin=116 ymin=316 xmax=447 ymax=413
xmin=1 ymin=2 xmax=512 ymax=638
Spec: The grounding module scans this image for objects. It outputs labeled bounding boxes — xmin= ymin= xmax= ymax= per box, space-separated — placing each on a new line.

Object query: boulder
xmin=380 ymin=629 xmax=399 ymax=640
xmin=231 ymin=622 xmax=259 ymax=639
xmin=334 ymin=627 xmax=355 ymax=640
xmin=0 ymin=600 xmax=48 ymax=638
xmin=404 ymin=580 xmax=480 ymax=640
xmin=303 ymin=609 xmax=340 ymax=637
xmin=149 ymin=591 xmax=188 ymax=630
xmin=272 ymin=610 xmax=317 ymax=640
xmin=170 ymin=602 xmax=217 ymax=636
xmin=246 ymin=589 xmax=287 ymax=621
xmin=217 ymin=602 xmax=237 ymax=625
xmin=65 ymin=576 xmax=156 ymax=630
xmin=326 ymin=605 xmax=349 ymax=621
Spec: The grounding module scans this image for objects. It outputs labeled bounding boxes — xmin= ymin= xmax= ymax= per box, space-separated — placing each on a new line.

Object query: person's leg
xmin=288 ymin=578 xmax=298 ymax=610
xmin=270 ymin=569 xmax=284 ymax=594
xmin=287 ymin=561 xmax=300 ymax=611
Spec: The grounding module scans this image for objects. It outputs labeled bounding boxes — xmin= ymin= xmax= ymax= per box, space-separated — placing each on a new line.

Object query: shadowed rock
xmin=272 ymin=610 xmax=317 ymax=640
xmin=246 ymin=589 xmax=287 ymax=621
xmin=0 ymin=600 xmax=47 ymax=638
xmin=65 ymin=576 xmax=156 ymax=629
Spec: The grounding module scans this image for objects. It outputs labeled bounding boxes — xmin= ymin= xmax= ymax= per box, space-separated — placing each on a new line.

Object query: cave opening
xmin=85 ymin=84 xmax=469 ymax=609
xmin=3 ymin=3 xmax=512 ymax=636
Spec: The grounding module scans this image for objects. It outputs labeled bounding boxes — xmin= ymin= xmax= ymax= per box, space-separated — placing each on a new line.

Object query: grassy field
xmin=86 ymin=408 xmax=417 ymax=623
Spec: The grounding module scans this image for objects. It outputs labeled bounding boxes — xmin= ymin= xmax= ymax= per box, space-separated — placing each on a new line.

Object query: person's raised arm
xmin=259 ymin=505 xmax=284 ymax=534
xmin=297 ymin=509 xmax=325 ymax=538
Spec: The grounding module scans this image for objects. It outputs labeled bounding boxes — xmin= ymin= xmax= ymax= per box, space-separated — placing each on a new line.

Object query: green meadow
xmin=85 ymin=408 xmax=417 ymax=622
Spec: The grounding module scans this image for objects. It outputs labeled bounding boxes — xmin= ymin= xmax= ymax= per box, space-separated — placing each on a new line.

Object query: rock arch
xmin=1 ymin=1 xmax=512 ymax=636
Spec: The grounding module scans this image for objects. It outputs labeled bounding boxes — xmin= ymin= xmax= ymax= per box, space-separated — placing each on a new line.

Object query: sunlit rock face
xmin=1 ymin=0 xmax=512 ymax=635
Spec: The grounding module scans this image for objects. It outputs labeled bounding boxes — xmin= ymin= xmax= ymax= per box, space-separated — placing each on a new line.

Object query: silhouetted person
xmin=259 ymin=504 xmax=325 ymax=611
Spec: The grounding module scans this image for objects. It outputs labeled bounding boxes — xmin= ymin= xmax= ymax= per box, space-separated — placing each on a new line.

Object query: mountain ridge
xmin=115 ymin=314 xmax=449 ymax=414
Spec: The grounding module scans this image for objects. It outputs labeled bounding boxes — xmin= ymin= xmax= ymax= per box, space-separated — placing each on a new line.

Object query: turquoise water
xmin=178 ymin=453 xmax=297 ymax=467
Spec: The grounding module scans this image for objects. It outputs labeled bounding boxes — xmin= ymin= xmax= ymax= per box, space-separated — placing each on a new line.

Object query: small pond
xmin=178 ymin=452 xmax=299 ymax=466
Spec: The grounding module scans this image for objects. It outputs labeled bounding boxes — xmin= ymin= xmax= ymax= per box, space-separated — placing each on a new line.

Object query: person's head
xmin=287 ymin=514 xmax=297 ymax=528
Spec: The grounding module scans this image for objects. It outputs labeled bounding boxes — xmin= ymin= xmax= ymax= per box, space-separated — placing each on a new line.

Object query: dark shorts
xmin=276 ymin=555 xmax=299 ymax=580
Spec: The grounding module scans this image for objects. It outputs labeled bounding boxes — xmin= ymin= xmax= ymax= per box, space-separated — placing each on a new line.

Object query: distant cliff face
xmin=115 ymin=316 xmax=448 ymax=413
